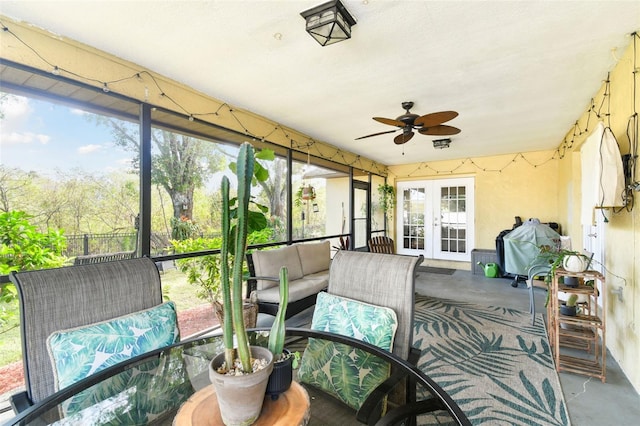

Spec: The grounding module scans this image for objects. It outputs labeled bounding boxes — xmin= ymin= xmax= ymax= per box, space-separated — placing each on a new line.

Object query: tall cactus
xmin=221 ymin=142 xmax=254 ymax=372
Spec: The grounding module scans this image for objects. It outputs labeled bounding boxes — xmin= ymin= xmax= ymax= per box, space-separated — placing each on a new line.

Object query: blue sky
xmin=0 ymin=92 xmax=134 ymax=177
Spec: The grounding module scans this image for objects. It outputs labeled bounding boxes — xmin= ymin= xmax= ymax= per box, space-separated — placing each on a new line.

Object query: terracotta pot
xmin=209 ymin=346 xmax=274 ymax=426
xmin=266 ymin=349 xmax=293 ymax=400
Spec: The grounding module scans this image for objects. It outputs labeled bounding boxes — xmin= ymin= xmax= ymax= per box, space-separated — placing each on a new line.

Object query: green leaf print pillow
xmin=47 ymin=301 xmax=180 ymax=390
xmin=298 ymin=292 xmax=397 ymax=410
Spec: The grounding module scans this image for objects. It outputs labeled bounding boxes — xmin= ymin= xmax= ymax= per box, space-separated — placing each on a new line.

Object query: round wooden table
xmin=173 ymin=381 xmax=310 ymax=426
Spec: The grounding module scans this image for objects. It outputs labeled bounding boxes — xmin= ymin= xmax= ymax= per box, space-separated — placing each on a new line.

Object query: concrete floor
xmin=416 ymin=269 xmax=640 ymax=426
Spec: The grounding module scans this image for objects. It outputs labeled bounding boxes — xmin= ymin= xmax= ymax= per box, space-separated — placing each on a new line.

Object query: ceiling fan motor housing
xmin=398 ymin=101 xmax=418 ymax=125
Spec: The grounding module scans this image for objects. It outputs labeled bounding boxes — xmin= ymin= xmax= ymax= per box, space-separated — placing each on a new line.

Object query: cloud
xmin=77 ymin=144 xmax=102 ymax=154
xmin=0 ymin=95 xmax=51 ymax=146
xmin=1 ymin=131 xmax=50 ymax=145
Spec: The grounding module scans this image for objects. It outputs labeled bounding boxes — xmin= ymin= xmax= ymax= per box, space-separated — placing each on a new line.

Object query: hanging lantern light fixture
xmin=300 ymin=0 xmax=357 ymax=47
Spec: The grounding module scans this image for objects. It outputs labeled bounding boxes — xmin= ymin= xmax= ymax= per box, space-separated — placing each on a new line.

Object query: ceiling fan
xmin=356 ymin=101 xmax=461 ymax=145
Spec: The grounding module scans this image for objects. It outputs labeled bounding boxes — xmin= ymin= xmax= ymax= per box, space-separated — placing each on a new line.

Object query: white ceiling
xmin=1 ymin=1 xmax=639 ymax=166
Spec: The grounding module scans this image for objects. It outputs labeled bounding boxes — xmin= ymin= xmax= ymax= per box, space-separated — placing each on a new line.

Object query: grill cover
xmin=503 ymin=220 xmax=561 ymax=276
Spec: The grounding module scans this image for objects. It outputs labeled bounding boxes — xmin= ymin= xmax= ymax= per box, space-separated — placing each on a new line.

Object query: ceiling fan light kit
xmin=300 ymin=0 xmax=357 ymax=46
xmin=432 ymin=138 xmax=452 ymax=149
xmin=356 ymin=101 xmax=461 ymax=146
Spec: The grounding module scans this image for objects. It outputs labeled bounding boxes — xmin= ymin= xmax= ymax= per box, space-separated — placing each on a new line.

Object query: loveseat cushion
xmin=296 ymin=241 xmax=331 ymax=276
xmin=256 ymin=275 xmax=328 ymax=303
xmin=47 ymin=301 xmax=180 ymax=390
xmin=252 ymin=245 xmax=304 ymax=290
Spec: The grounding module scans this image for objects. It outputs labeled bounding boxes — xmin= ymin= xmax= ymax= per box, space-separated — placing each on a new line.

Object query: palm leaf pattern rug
xmin=413 ymin=295 xmax=570 ymax=425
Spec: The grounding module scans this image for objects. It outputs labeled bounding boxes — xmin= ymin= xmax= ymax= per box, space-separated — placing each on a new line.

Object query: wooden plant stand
xmin=549 ymin=269 xmax=606 ymax=382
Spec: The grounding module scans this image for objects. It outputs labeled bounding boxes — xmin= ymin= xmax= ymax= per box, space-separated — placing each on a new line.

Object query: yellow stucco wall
xmin=390 ymin=151 xmax=561 ymax=251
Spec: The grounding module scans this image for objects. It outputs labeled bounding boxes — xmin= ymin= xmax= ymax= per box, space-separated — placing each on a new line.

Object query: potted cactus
xmin=208 ymin=142 xmax=278 ymax=426
xmin=560 ymin=294 xmax=579 ymax=316
xmin=265 ymin=267 xmax=301 ymax=400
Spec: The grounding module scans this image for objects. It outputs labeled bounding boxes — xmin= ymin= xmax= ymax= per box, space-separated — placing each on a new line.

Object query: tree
xmin=89 ymin=115 xmax=225 ymax=228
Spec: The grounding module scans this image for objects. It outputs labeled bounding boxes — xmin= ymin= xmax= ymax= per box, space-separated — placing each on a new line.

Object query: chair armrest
xmin=10 ymin=390 xmax=33 ymax=414
xmin=356 ymin=346 xmax=422 ymax=425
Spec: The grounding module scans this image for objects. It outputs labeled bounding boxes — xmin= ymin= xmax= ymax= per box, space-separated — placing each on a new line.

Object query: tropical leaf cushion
xmin=297 ymin=292 xmax=397 ymax=410
xmin=56 ymin=346 xmax=193 ymax=423
xmin=47 ymin=301 xmax=180 ymax=390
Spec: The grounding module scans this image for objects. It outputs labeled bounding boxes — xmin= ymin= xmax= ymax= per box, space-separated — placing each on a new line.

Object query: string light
xmin=0 ymin=20 xmax=392 ymax=175
xmin=2 ymin=20 xmax=635 ymax=180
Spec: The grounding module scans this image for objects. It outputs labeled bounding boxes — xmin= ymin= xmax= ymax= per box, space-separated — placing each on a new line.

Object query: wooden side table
xmin=173 ymin=381 xmax=310 ymax=426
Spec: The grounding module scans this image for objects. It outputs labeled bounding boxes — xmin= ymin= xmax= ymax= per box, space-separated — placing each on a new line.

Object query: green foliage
xmin=0 ymin=211 xmax=67 ymax=273
xmin=0 ymin=211 xmax=67 ymax=330
xmin=172 ymin=237 xmax=223 ymax=304
xmin=566 ymin=294 xmax=578 ymax=307
xmin=170 ymin=215 xmax=201 ymax=240
xmin=377 ymin=183 xmax=396 ymax=222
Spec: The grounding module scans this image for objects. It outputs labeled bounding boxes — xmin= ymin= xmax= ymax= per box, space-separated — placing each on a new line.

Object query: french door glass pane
xmin=402 ymin=188 xmax=425 ymax=250
xmin=440 ymin=186 xmax=467 ymax=254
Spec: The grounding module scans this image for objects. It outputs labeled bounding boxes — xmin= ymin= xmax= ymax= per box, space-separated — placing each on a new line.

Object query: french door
xmin=396 ymin=178 xmax=474 ymax=261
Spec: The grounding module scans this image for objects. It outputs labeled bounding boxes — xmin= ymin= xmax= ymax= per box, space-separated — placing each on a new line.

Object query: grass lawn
xmin=0 ymin=266 xmax=205 ymax=369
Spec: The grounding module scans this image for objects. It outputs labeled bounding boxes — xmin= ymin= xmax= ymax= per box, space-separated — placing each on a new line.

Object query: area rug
xmin=413 ymin=295 xmax=570 ymax=425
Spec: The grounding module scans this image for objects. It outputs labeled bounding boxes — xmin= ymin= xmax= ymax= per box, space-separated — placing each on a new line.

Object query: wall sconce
xmin=432 ymin=138 xmax=451 ymax=149
xmin=300 ymin=0 xmax=356 ymax=46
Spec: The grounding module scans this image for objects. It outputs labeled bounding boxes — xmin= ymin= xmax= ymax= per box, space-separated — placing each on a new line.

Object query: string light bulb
xmin=102 ymin=83 xmax=110 ymax=93
xmin=51 ymin=66 xmax=60 ymax=76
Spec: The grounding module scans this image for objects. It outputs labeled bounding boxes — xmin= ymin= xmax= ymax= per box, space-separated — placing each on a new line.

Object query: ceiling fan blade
xmin=373 ymin=117 xmax=405 ymax=127
xmin=355 ymin=129 xmax=398 ymax=140
xmin=414 ymin=111 xmax=458 ymax=127
xmin=394 ymin=132 xmax=414 ymax=145
xmin=418 ymin=125 xmax=461 ymax=136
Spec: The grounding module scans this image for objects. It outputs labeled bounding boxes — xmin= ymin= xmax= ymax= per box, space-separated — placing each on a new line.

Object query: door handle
xmin=587 ymin=233 xmax=598 ymax=238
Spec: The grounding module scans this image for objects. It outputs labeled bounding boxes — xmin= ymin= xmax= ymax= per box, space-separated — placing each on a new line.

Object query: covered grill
xmin=503 ymin=219 xmax=561 ymax=286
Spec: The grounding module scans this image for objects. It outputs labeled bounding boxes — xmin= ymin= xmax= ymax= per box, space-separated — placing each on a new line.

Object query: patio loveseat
xmin=246 ymin=241 xmax=330 ymax=319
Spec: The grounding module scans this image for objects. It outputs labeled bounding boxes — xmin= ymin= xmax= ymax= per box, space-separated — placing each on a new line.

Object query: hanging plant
xmin=295 ymin=184 xmax=316 ymax=207
xmin=378 ymin=183 xmax=396 ymax=220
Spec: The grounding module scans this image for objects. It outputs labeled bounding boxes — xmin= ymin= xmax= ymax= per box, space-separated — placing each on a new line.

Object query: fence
xmin=64 ymin=232 xmax=222 ymax=257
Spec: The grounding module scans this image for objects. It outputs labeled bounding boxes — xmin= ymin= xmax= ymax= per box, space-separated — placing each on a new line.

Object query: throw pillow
xmin=297 ymin=292 xmax=397 ymax=410
xmin=47 ymin=301 xmax=180 ymax=390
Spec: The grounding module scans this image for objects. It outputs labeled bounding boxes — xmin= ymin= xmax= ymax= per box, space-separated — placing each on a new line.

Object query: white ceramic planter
xmin=562 ymin=255 xmax=588 ymax=273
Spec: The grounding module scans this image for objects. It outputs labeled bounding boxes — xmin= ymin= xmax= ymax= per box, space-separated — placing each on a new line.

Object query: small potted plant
xmin=264 ymin=266 xmax=300 ymax=400
xmin=560 ymin=294 xmax=579 ymax=316
xmin=208 ymin=142 xmax=278 ymax=426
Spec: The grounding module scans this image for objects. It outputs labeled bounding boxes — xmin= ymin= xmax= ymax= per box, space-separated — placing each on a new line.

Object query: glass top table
xmin=5 ymin=328 xmax=469 ymax=426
